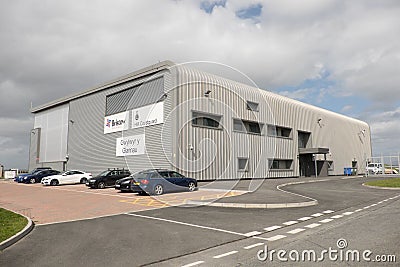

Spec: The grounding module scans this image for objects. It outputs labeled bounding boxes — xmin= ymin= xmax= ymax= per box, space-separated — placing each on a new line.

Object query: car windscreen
xmin=98 ymin=171 xmax=111 ymax=177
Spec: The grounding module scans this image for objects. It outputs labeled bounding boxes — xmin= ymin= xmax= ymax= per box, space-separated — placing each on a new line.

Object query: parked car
xmin=367 ymin=163 xmax=383 ymax=175
xmin=18 ymin=169 xmax=61 ymax=184
xmin=14 ymin=167 xmax=52 ymax=182
xmin=115 ymin=176 xmax=135 ymax=192
xmin=130 ymin=169 xmax=197 ymax=195
xmin=86 ymin=169 xmax=131 ymax=189
xmin=41 ymin=170 xmax=92 ymax=186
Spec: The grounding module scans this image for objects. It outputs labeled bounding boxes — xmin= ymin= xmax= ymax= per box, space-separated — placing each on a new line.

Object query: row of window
xmin=192 ymin=111 xmax=292 ymax=138
xmin=238 ymin=158 xmax=293 ymax=171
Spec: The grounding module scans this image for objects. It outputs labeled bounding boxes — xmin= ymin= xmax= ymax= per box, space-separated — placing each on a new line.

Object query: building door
xmin=299 ymin=154 xmax=314 ymax=177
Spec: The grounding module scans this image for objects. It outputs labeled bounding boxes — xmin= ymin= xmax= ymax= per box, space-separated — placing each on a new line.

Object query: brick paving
xmin=0 ymin=180 xmax=245 ymax=225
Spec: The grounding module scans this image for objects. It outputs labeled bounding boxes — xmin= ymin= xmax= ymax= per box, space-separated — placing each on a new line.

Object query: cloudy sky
xmin=1 ymin=0 xmax=399 ymax=169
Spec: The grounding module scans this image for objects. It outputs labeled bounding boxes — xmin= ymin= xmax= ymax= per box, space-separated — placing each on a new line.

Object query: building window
xmin=233 ymin=119 xmax=263 ymax=135
xmin=267 ymin=125 xmax=292 ymax=138
xmin=246 ymin=101 xmax=259 ymax=112
xmin=192 ymin=111 xmax=222 ymax=129
xmin=238 ymin=158 xmax=248 ymax=171
xmin=298 ymin=131 xmax=311 ymax=148
xmin=269 ymin=159 xmax=293 ymax=170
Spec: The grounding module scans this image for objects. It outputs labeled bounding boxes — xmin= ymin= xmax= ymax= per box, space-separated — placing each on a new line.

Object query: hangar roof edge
xmin=31 ymin=60 xmax=175 ymax=113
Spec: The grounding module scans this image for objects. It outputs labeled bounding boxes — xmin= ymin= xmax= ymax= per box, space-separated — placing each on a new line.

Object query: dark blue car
xmin=14 ymin=167 xmax=52 ymax=182
xmin=130 ymin=169 xmax=197 ymax=195
xmin=17 ymin=169 xmax=60 ymax=184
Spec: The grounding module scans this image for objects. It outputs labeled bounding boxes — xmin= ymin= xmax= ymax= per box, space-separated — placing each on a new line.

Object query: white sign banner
xmin=104 ymin=111 xmax=129 ymax=134
xmin=131 ymin=102 xmax=164 ymax=129
xmin=116 ymin=134 xmax=145 ymax=157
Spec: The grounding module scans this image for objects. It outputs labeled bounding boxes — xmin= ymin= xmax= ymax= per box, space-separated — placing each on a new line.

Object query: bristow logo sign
xmin=106 ymin=118 xmax=125 ymax=128
xmin=104 ymin=111 xmax=129 ymax=134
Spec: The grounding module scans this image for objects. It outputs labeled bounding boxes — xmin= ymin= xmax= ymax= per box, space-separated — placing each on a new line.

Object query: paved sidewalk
xmin=196 ymin=176 xmax=348 ymax=206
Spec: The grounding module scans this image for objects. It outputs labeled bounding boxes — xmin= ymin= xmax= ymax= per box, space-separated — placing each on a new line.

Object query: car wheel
xmin=29 ymin=178 xmax=36 ymax=184
xmin=97 ymin=182 xmax=106 ymax=189
xmin=188 ymin=182 xmax=196 ymax=191
xmin=50 ymin=179 xmax=59 ymax=186
xmin=80 ymin=178 xmax=87 ymax=184
xmin=153 ymin=184 xmax=164 ymax=195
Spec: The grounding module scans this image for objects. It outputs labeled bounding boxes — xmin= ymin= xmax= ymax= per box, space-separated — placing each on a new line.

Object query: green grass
xmin=0 ymin=208 xmax=28 ymax=243
xmin=366 ymin=177 xmax=400 ymax=188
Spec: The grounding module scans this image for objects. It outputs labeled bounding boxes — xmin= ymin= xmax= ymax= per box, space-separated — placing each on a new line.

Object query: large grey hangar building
xmin=29 ymin=61 xmax=372 ymax=180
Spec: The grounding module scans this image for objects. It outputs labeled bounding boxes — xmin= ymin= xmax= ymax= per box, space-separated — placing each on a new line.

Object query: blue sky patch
xmin=236 ymin=3 xmax=263 ymax=20
xmin=200 ymin=0 xmax=226 ymax=14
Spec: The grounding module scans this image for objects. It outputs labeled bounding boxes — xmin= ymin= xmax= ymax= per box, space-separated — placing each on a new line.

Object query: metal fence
xmin=366 ymin=154 xmax=400 ymax=176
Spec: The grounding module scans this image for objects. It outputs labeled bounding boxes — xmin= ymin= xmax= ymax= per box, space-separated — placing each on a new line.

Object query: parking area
xmin=0 ymin=180 xmax=246 ymax=225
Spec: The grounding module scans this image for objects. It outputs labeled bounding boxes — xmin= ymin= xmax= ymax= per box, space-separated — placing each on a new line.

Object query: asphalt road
xmin=0 ymin=176 xmax=399 ymax=266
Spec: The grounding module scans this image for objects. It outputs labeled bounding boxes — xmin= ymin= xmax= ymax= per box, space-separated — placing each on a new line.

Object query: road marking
xmin=126 ymin=213 xmax=249 ymax=237
xmin=311 ymin=213 xmax=324 ymax=217
xmin=264 ymin=225 xmax=282 ymax=232
xmin=298 ymin=217 xmax=312 ymax=221
xmin=377 ymin=201 xmax=384 ymax=204
xmin=323 ymin=210 xmax=334 ymax=214
xmin=342 ymin=212 xmax=354 ymax=215
xmin=305 ymin=223 xmax=320 ymax=228
xmin=244 ymin=243 xmax=264 ymax=250
xmin=283 ymin=221 xmax=298 ymax=226
xmin=370 ymin=204 xmax=377 ymax=207
xmin=213 ymin=251 xmax=238 ymax=259
xmin=354 ymin=209 xmax=363 ymax=212
xmin=383 ymin=199 xmax=389 ymax=202
xmin=244 ymin=231 xmax=262 ymax=237
xmin=319 ymin=219 xmax=333 ymax=223
xmin=331 ymin=215 xmax=343 ymax=219
xmin=267 ymin=235 xmax=286 ymax=241
xmin=181 ymin=261 xmax=205 ymax=267
xmin=287 ymin=228 xmax=305 ymax=234
xmin=363 ymin=206 xmax=371 ymax=209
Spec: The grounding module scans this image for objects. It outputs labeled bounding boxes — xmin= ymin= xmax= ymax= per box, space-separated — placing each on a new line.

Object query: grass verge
xmin=0 ymin=208 xmax=28 ymax=243
xmin=365 ymin=177 xmax=400 ymax=188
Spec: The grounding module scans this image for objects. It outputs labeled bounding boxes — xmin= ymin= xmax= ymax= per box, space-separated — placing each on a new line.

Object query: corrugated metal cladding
xmin=172 ymin=65 xmax=371 ymax=180
xmin=105 ymin=77 xmax=164 ymax=116
xmin=30 ymin=61 xmax=371 ymax=180
xmin=56 ymin=71 xmax=169 ymax=175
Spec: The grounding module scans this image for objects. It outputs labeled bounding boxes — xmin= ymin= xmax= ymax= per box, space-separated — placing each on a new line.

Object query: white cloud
xmin=0 ymin=0 xmax=400 ymax=167
xmin=278 ymin=88 xmax=314 ymax=100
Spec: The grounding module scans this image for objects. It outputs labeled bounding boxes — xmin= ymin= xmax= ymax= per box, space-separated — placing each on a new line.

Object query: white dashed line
xmin=181 ymin=261 xmax=205 ymax=267
xmin=331 ymin=215 xmax=343 ymax=219
xmin=342 ymin=212 xmax=354 ymax=215
xmin=298 ymin=217 xmax=312 ymax=221
xmin=305 ymin=223 xmax=321 ymax=228
xmin=264 ymin=225 xmax=282 ymax=232
xmin=267 ymin=235 xmax=287 ymax=241
xmin=370 ymin=204 xmax=377 ymax=207
xmin=283 ymin=221 xmax=298 ymax=226
xmin=383 ymin=199 xmax=389 ymax=202
xmin=363 ymin=206 xmax=371 ymax=209
xmin=287 ymin=228 xmax=306 ymax=234
xmin=126 ymin=214 xmax=248 ymax=237
xmin=311 ymin=213 xmax=324 ymax=217
xmin=319 ymin=218 xmax=334 ymax=223
xmin=354 ymin=209 xmax=363 ymax=212
xmin=244 ymin=243 xmax=265 ymax=250
xmin=213 ymin=251 xmax=238 ymax=259
xmin=323 ymin=210 xmax=335 ymax=214
xmin=244 ymin=231 xmax=262 ymax=237
xmin=377 ymin=201 xmax=384 ymax=204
